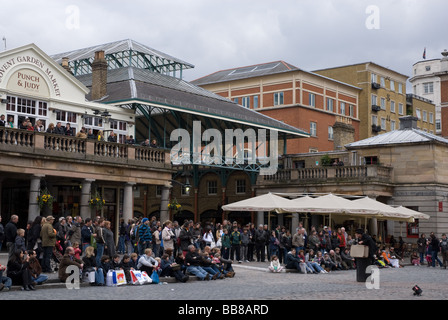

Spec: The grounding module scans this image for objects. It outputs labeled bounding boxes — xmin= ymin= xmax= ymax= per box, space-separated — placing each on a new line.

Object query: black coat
xmin=5 ymin=221 xmax=17 ymax=243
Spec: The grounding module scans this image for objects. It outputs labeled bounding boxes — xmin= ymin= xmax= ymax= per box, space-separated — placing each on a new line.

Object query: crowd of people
xmin=0 ymin=115 xmax=161 ymax=148
xmin=1 ymin=211 xmax=447 ymax=291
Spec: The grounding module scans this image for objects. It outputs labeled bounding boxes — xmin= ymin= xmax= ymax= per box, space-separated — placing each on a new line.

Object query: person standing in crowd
xmin=240 ymin=228 xmax=250 ymax=262
xmin=417 ymin=233 xmax=427 ymax=265
xmin=179 ymin=221 xmax=193 ymax=257
xmin=40 ymin=215 xmax=56 ymax=273
xmin=162 ymin=220 xmax=175 ymax=256
xmin=138 ymin=218 xmax=152 ymax=255
xmin=94 ymin=218 xmax=106 ymax=266
xmin=81 ymin=218 xmax=96 ymax=253
xmin=118 ymin=218 xmax=127 ymax=254
xmin=254 ymin=224 xmax=267 ymax=262
xmin=429 ymin=232 xmax=443 ymax=268
xmin=230 ymin=225 xmax=242 ymax=263
xmin=5 ymin=215 xmax=19 ymax=259
xmin=439 ymin=233 xmax=448 ymax=269
xmin=103 ymin=220 xmax=116 ymax=258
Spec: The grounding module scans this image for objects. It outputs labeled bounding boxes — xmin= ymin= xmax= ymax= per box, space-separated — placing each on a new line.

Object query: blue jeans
xmin=118 ymin=236 xmax=126 ymax=253
xmin=186 ymin=266 xmax=211 ymax=280
xmin=0 ymin=270 xmax=12 ymax=289
xmin=32 ymin=274 xmax=49 ymax=284
xmin=95 ymin=268 xmax=105 ymax=285
xmin=96 ymin=244 xmax=105 ymax=266
xmin=431 ymin=250 xmax=443 ymax=267
xmin=307 ymin=262 xmax=324 ymax=273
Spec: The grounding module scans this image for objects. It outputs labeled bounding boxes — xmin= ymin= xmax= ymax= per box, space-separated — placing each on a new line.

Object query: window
xmin=425 ymin=66 xmax=431 ymax=71
xmin=416 ymin=109 xmax=421 ymax=120
xmin=236 ymin=179 xmax=246 ymax=194
xmin=381 ymin=118 xmax=386 ymax=130
xmin=391 ymin=120 xmax=396 ymax=131
xmin=390 ymin=80 xmax=395 ymax=91
xmin=328 ymin=126 xmax=333 ymax=140
xmin=241 ymin=96 xmax=250 ymax=108
xmin=56 ymin=110 xmax=77 ymax=123
xmin=310 ymin=122 xmax=317 ymax=136
xmin=349 ymin=104 xmax=355 ymax=117
xmin=326 ymin=98 xmax=334 ymax=112
xmin=364 ymin=156 xmax=378 ymax=165
xmin=308 ymin=93 xmax=316 ymax=107
xmin=274 ymin=92 xmax=284 ymax=106
xmin=390 ymin=100 xmax=395 ymax=113
xmin=371 ymin=73 xmax=377 ymax=83
xmin=17 ymin=97 xmax=36 ymax=115
xmin=380 ymin=97 xmax=386 ymax=110
xmin=380 ymin=77 xmax=385 ymax=87
xmin=372 ymin=115 xmax=378 ymax=125
xmin=109 ymin=120 xmax=128 ymax=143
xmin=398 ymin=103 xmax=404 ymax=115
xmin=429 ymin=112 xmax=434 ymax=124
xmin=233 ymin=98 xmax=239 ymax=104
xmin=340 ymin=102 xmax=346 ymax=115
xmin=423 ymin=82 xmax=434 ymax=94
xmin=84 ymin=116 xmax=103 ymax=128
xmin=155 ymin=186 xmax=162 ymax=197
xmin=436 ymin=119 xmax=441 ymax=131
xmin=253 ymin=95 xmax=259 ymax=109
xmin=398 ymin=83 xmax=403 ymax=94
xmin=371 ymin=94 xmax=377 ymax=106
xmin=423 ymin=110 xmax=427 ymax=122
xmin=207 ymin=180 xmax=218 ymax=195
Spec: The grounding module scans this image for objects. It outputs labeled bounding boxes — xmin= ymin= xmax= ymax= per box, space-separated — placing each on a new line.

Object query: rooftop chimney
xmin=399 ymin=116 xmax=418 ymax=130
xmin=61 ymin=57 xmax=73 ymax=74
xmin=441 ymin=49 xmax=448 ymax=73
xmin=91 ymin=50 xmax=108 ymax=101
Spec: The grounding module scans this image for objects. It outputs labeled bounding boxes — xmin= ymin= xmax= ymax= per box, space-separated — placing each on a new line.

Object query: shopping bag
xmin=150 ymin=270 xmax=159 ymax=284
xmin=115 ymin=270 xmax=127 ymax=286
xmin=130 ymin=270 xmax=145 ymax=285
xmin=141 ymin=271 xmax=152 ymax=284
xmin=106 ymin=270 xmax=116 ymax=287
xmin=350 ymin=245 xmax=369 ymax=258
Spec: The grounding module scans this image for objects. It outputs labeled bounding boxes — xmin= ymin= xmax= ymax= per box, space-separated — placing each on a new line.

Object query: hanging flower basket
xmin=89 ymin=191 xmax=106 ymax=210
xmin=37 ymin=188 xmax=54 ymax=211
xmin=168 ymin=198 xmax=182 ymax=212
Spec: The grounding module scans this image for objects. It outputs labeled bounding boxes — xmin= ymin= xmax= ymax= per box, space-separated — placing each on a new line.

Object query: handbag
xmin=171 ymin=263 xmax=181 ymax=271
xmin=150 ymin=270 xmax=159 ymax=284
xmin=90 ymin=234 xmax=97 ymax=249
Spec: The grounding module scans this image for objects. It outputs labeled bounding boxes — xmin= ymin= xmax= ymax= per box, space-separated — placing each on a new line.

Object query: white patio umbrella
xmin=221 ymin=192 xmax=296 ymax=213
xmin=352 ymin=197 xmax=415 ymax=222
xmin=391 ymin=205 xmax=430 ymax=220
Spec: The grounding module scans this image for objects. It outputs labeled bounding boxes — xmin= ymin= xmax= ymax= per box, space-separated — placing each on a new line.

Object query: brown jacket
xmin=40 ymin=222 xmax=56 ymax=247
xmin=58 ymin=254 xmax=83 ymax=282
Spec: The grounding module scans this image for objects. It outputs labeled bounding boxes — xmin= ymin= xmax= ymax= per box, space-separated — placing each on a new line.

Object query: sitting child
xmin=268 ymin=255 xmax=283 ymax=273
xmin=410 ymin=251 xmax=420 ymax=266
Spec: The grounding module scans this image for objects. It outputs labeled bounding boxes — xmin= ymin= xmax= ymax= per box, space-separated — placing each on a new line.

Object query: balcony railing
xmin=260 ymin=165 xmax=393 ymax=185
xmin=0 ymin=127 xmax=170 ymax=168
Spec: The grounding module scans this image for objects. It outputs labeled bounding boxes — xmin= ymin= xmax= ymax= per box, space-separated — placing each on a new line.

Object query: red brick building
xmin=192 ymin=61 xmax=360 ymax=154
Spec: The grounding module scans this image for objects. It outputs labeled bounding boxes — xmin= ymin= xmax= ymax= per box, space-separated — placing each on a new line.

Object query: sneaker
xmin=0 ymin=284 xmax=4 ymax=291
xmin=238 ymin=261 xmax=242 ymax=264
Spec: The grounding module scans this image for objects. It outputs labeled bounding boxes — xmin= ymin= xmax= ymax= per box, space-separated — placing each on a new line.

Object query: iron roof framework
xmin=50 ymin=39 xmax=194 ymax=78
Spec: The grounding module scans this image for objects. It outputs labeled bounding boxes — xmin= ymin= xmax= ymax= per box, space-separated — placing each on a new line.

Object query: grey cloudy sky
xmin=1 ymin=0 xmax=447 ymax=86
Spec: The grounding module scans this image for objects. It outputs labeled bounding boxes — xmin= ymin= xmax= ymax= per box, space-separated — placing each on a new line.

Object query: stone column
xmin=257 ymin=211 xmax=264 ymax=227
xmin=28 ymin=174 xmax=44 ymax=222
xmin=123 ymin=182 xmax=135 ymax=224
xmin=291 ymin=213 xmax=299 ymax=233
xmin=80 ymin=179 xmax=95 ymax=220
xmin=160 ymin=185 xmax=171 ymax=223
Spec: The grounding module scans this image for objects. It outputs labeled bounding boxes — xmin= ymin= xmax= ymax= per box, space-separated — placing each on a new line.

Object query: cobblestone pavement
xmin=2 ymin=261 xmax=447 ymax=301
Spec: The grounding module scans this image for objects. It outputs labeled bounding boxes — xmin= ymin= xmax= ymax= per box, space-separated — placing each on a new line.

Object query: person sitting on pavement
xmin=285 ymin=248 xmax=306 ymax=273
xmin=58 ymin=246 xmax=83 ymax=283
xmin=322 ymin=252 xmax=337 ymax=272
xmin=341 ymin=248 xmax=356 ymax=269
xmin=0 ymin=263 xmax=12 ymax=292
xmin=82 ymin=246 xmax=105 ymax=286
xmin=137 ymin=248 xmax=158 ymax=275
xmin=7 ymin=250 xmax=35 ymax=291
xmin=185 ymin=245 xmax=212 ymax=280
xmin=160 ymin=251 xmax=189 ymax=283
xmin=27 ymin=249 xmax=48 ymax=285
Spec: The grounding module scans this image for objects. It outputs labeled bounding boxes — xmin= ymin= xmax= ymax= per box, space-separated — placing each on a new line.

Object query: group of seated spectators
xmin=58 ymin=243 xmax=235 ymax=286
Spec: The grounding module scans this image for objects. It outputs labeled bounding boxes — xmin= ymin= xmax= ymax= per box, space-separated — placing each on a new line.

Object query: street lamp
xmin=170 ymin=178 xmax=191 ymax=194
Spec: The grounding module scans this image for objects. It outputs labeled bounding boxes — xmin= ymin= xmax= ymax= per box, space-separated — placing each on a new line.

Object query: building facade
xmin=314 ymin=62 xmax=410 ymax=141
xmin=192 ymin=61 xmax=361 ymax=154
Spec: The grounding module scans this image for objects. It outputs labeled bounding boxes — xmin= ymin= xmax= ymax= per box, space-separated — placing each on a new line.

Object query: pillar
xmin=123 ymin=182 xmax=136 ymax=224
xmin=160 ymin=185 xmax=171 ymax=224
xmin=257 ymin=211 xmax=264 ymax=227
xmin=28 ymin=174 xmax=44 ymax=222
xmin=291 ymin=213 xmax=299 ymax=233
xmin=80 ymin=179 xmax=94 ymax=220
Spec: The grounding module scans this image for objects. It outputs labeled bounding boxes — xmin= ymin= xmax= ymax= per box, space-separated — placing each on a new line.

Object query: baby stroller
xmin=50 ymin=240 xmax=64 ymax=272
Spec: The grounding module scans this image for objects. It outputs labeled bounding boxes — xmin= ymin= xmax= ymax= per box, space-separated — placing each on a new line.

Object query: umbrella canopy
xmin=352 ymin=197 xmax=415 ymax=222
xmin=221 ymin=192 xmax=295 ymax=212
xmin=392 ymin=206 xmax=430 ymax=220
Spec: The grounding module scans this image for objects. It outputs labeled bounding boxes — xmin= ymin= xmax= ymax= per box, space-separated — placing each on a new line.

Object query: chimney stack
xmin=91 ymin=50 xmax=108 ymax=101
xmin=399 ymin=116 xmax=418 ymax=130
xmin=61 ymin=57 xmax=73 ymax=74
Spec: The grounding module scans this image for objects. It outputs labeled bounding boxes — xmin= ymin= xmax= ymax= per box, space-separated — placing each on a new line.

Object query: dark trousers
xmin=255 ymin=243 xmax=265 ymax=262
xmin=42 ymin=246 xmax=53 ymax=272
xmin=230 ymin=244 xmax=240 ymax=261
